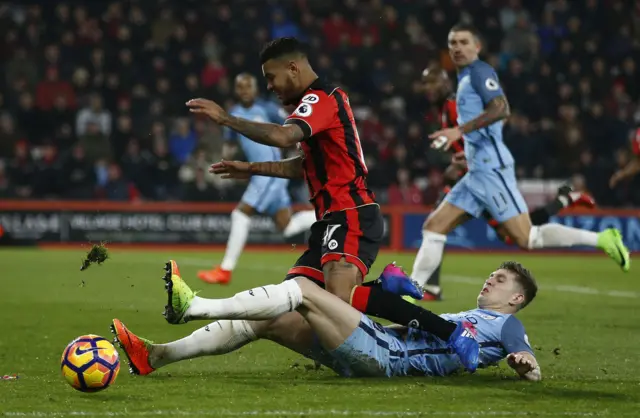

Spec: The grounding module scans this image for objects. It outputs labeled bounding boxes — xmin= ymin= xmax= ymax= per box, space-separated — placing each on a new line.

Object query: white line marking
xmin=445 ymin=275 xmax=639 ymax=299
xmin=171 ymin=258 xmax=639 ymax=299
xmin=0 ymin=411 xmax=618 ymax=417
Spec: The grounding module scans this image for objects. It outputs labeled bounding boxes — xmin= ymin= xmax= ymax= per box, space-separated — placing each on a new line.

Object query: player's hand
xmin=429 ymin=127 xmax=463 ymax=151
xmin=209 ymin=160 xmax=253 ymax=180
xmin=507 ymin=353 xmax=535 ymax=374
xmin=451 ymin=151 xmax=467 ymax=169
xmin=186 ymin=98 xmax=228 ymax=124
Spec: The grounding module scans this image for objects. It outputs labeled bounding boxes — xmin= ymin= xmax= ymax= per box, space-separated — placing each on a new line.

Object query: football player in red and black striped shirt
xmin=418 ymin=66 xmax=596 ymax=301
xmin=610 ymin=127 xmax=640 ymax=188
xmin=190 ymin=38 xmax=480 ymax=364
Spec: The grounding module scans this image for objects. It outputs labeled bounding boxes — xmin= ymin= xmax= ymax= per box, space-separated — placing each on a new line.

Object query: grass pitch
xmin=0 ymin=247 xmax=638 ymax=417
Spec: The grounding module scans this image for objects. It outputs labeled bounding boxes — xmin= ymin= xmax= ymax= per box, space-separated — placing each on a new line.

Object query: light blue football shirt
xmin=456 ymin=60 xmax=514 ymax=171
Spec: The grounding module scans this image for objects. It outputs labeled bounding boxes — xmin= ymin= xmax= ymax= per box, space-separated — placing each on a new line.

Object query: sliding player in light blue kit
xmin=198 ymin=73 xmax=315 ymax=285
xmin=112 ymin=260 xmax=540 ymax=380
xmin=409 ymin=23 xmax=629 ymax=293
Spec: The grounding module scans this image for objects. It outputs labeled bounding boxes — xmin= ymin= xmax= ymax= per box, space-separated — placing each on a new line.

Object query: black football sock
xmin=351 ymin=286 xmax=456 ymax=341
xmin=530 ymin=195 xmax=569 ymax=226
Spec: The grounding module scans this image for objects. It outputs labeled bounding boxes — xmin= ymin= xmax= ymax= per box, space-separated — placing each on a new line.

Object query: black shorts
xmin=284 ymin=204 xmax=384 ymax=286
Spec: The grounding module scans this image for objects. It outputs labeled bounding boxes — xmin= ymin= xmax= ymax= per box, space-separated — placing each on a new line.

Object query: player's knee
xmin=246 ymin=320 xmax=270 ymax=339
xmin=257 ymin=315 xmax=306 ymax=343
xmin=507 ymin=226 xmax=538 ymax=249
xmin=512 ymin=235 xmax=530 ymax=249
xmin=323 ymin=259 xmax=360 ymax=303
xmin=292 ymin=276 xmax=318 ymax=297
xmin=236 ymin=203 xmax=256 ymax=217
xmin=324 ymin=280 xmax=352 ymax=303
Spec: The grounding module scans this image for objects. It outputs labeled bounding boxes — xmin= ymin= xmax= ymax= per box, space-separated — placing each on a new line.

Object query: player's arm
xmin=458 ymin=65 xmax=510 ymax=135
xmin=501 ymin=316 xmax=541 ymax=382
xmin=458 ymin=96 xmax=510 ymax=134
xmin=210 ymin=155 xmax=304 ymax=180
xmin=222 ymin=116 xmax=304 ymax=148
xmin=249 ymin=155 xmax=304 ymax=179
xmin=428 ymin=65 xmax=509 ymax=148
xmin=506 ymin=351 xmax=541 ymax=382
xmin=186 ymin=98 xmax=304 ymax=148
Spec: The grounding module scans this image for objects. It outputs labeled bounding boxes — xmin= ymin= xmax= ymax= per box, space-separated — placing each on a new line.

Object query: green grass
xmin=0 ymin=248 xmax=638 ymax=417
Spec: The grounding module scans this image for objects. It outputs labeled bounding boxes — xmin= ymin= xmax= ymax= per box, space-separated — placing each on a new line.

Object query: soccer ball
xmin=60 ymin=334 xmax=120 ymax=392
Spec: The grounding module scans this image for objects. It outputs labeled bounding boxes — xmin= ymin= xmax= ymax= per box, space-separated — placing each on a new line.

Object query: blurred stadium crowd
xmin=0 ymin=0 xmax=639 ymax=206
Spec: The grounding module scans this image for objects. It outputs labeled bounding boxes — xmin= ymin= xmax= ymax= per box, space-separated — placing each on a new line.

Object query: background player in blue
xmin=112 ymin=260 xmax=540 ymax=381
xmin=198 ymin=73 xmax=316 ymax=285
xmin=410 ymin=23 xmax=630 ymax=291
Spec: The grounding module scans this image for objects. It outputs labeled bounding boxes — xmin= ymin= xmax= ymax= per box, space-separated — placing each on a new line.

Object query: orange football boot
xmin=197 ymin=266 xmax=232 ymax=285
xmin=110 ymin=318 xmax=155 ymax=376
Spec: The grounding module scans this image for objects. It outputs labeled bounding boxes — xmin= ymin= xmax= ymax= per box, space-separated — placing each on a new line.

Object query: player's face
xmin=477 ymin=269 xmax=524 ymax=310
xmin=235 ymin=76 xmax=257 ymax=106
xmin=448 ymin=30 xmax=480 ymax=68
xmin=262 ymin=59 xmax=298 ymax=106
xmin=422 ymin=72 xmax=447 ymax=102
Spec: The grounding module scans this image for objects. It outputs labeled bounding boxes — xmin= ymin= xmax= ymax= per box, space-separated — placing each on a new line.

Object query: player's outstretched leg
xmin=168 ymin=260 xmax=479 ymax=372
xmin=486 ymin=185 xmax=599 ymax=247
xmin=111 ymin=317 xmax=259 ymax=375
xmin=503 ymin=215 xmax=630 ymax=272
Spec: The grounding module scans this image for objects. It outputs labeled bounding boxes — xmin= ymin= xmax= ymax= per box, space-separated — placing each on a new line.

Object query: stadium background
xmin=1 ymin=2 xmax=640 ymax=416
xmin=0 ymin=0 xmax=639 ymax=250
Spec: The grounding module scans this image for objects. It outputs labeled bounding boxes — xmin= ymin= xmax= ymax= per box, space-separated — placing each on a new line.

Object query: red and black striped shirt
xmin=284 ymin=79 xmax=376 ymax=218
xmin=439 ymin=95 xmax=464 ymax=154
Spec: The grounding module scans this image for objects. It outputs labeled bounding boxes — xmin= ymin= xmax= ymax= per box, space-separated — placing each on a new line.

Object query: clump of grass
xmin=80 ymin=242 xmax=110 ymax=271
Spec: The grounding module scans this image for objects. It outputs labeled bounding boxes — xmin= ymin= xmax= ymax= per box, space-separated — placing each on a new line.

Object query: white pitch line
xmin=445 ymin=275 xmax=638 ymax=299
xmin=167 ymin=258 xmax=639 ymax=299
xmin=0 ymin=410 xmax=618 ymax=417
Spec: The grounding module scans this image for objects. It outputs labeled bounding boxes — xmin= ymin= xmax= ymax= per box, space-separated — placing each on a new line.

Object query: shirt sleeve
xmin=469 ymin=63 xmax=505 ymax=105
xmin=284 ymin=92 xmax=337 ymax=140
xmin=501 ymin=316 xmax=534 ymax=355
